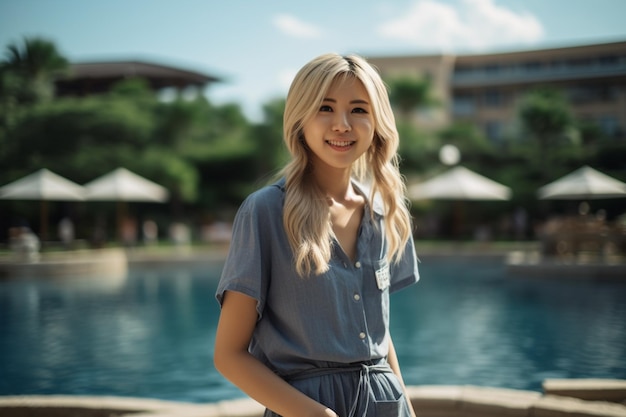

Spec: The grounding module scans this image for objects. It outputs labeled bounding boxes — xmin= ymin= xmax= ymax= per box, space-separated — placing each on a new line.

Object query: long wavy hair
xmin=280 ymin=53 xmax=412 ymax=277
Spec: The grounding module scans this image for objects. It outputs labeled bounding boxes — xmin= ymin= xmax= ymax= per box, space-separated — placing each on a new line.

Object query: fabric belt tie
xmin=283 ymin=362 xmax=392 ymax=417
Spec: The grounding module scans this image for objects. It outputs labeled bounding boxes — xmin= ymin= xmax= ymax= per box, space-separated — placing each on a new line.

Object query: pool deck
xmin=1 ymin=379 xmax=626 ymax=416
xmin=505 ymin=250 xmax=626 ymax=279
xmin=2 ymin=240 xmax=624 ymax=280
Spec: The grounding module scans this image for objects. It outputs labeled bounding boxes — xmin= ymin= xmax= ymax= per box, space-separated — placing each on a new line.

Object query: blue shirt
xmin=216 ymin=179 xmax=419 ymax=376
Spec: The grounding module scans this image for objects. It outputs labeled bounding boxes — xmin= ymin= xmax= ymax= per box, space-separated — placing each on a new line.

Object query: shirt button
xmin=355 ymin=261 xmax=361 ymax=268
xmin=359 ymin=332 xmax=366 ymax=339
xmin=353 ymin=294 xmax=361 ymax=301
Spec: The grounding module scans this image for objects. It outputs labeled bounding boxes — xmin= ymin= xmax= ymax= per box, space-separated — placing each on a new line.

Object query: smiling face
xmin=302 ymin=75 xmax=375 ymax=174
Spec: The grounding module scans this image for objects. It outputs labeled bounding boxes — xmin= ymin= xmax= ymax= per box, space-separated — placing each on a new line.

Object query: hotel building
xmin=368 ymin=40 xmax=626 ymax=143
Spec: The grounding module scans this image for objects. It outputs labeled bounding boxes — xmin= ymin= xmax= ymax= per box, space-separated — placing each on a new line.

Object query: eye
xmin=319 ymin=105 xmax=333 ymax=112
xmin=352 ymin=107 xmax=368 ymax=114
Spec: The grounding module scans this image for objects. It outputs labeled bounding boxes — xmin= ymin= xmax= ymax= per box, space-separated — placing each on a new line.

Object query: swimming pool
xmin=1 ymin=257 xmax=625 ymax=403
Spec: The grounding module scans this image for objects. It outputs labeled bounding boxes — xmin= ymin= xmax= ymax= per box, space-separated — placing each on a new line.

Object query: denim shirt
xmin=216 ymin=179 xmax=419 ymax=376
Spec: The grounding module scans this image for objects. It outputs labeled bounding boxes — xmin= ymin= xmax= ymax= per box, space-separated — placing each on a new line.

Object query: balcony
xmin=453 ymin=58 xmax=626 ymax=87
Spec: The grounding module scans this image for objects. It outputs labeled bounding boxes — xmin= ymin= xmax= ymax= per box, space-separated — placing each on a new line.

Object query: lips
xmin=326 ymin=140 xmax=355 ymax=148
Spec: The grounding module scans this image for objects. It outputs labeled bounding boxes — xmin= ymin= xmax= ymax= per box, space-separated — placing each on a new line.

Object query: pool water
xmin=1 ymin=258 xmax=625 ymax=403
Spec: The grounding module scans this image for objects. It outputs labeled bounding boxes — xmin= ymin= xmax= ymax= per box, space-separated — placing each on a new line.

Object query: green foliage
xmin=1 ymin=36 xmax=69 ymax=104
xmin=154 ymin=98 xmax=206 ymax=147
xmin=4 ymin=96 xmax=154 ymax=173
xmin=140 ymin=148 xmax=199 ymax=202
xmin=518 ymin=88 xmax=572 ymax=141
xmin=3 ymin=37 xmax=69 ymax=78
xmin=437 ymin=122 xmax=492 ymax=155
xmin=387 ymin=75 xmax=438 ymax=117
xmin=251 ymin=98 xmax=289 ymax=177
xmin=515 ymin=87 xmax=577 ymax=182
xmin=397 ymin=120 xmax=438 ymax=173
xmin=108 ymin=77 xmax=154 ymax=99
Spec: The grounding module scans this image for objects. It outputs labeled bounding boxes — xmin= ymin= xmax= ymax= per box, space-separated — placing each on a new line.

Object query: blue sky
xmin=2 ymin=0 xmax=625 ymax=121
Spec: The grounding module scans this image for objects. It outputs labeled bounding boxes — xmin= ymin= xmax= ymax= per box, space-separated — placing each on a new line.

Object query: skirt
xmin=263 ymin=361 xmax=412 ymax=417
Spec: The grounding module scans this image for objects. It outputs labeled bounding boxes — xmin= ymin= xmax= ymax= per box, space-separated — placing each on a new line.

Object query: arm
xmin=214 ymin=290 xmax=337 ymax=417
xmin=387 ymin=335 xmax=418 ymax=417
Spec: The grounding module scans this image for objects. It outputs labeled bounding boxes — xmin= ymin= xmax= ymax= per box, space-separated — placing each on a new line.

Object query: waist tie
xmin=283 ymin=362 xmax=393 ymax=417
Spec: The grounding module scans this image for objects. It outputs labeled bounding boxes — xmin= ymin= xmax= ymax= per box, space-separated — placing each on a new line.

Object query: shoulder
xmin=238 ymin=179 xmax=285 ymax=217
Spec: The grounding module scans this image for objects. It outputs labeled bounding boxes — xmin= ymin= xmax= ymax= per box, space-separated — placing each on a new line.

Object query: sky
xmin=1 ymin=0 xmax=626 ymax=121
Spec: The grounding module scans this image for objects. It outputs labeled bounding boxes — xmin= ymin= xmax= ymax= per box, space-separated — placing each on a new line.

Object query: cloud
xmin=273 ymin=14 xmax=322 ymax=39
xmin=377 ymin=0 xmax=544 ymax=52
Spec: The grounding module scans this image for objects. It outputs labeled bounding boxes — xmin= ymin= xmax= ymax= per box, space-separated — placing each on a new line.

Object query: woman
xmin=214 ymin=53 xmax=419 ymax=417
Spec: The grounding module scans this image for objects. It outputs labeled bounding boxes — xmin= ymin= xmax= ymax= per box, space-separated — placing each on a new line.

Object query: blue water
xmin=1 ymin=257 xmax=625 ymax=403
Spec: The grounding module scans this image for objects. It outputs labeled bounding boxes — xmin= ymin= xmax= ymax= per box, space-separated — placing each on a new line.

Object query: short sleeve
xmin=389 ymin=233 xmax=420 ymax=294
xmin=215 ymin=187 xmax=278 ymax=318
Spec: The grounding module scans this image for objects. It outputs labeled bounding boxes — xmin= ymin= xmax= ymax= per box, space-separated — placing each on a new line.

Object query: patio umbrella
xmin=0 ymin=168 xmax=86 ymax=240
xmin=408 ymin=166 xmax=512 ymax=201
xmin=83 ymin=167 xmax=169 ymax=202
xmin=538 ymin=165 xmax=626 ymax=200
xmin=83 ymin=168 xmax=169 ymax=242
xmin=408 ymin=166 xmax=511 ymax=238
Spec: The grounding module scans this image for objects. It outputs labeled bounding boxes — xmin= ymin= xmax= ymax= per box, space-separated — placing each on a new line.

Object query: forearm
xmin=215 ymin=349 xmax=334 ymax=417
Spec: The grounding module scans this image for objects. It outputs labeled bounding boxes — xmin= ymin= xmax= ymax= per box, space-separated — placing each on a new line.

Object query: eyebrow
xmin=322 ymin=98 xmax=370 ymax=105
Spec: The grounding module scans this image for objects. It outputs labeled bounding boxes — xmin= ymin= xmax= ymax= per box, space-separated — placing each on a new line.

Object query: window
xmin=484 ymin=121 xmax=503 ymax=142
xmin=598 ymin=115 xmax=620 ymax=138
xmin=483 ymin=89 xmax=503 ymax=107
xmin=453 ymin=94 xmax=475 ymax=115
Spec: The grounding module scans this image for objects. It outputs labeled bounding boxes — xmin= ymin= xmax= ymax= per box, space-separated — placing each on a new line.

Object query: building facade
xmin=368 ymin=40 xmax=626 ymax=143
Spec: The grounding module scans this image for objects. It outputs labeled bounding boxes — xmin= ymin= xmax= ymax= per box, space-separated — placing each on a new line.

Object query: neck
xmin=311 ymin=167 xmax=358 ymax=204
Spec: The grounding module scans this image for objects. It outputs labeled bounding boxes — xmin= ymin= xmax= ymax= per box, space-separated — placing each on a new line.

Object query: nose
xmin=332 ymin=111 xmax=351 ymax=132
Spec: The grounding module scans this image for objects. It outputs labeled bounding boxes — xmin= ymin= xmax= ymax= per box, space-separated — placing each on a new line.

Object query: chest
xmin=330 ymin=204 xmax=364 ymax=262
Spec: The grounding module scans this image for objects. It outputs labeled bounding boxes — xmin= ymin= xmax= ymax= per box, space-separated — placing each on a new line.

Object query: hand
xmin=305 ymin=407 xmax=338 ymax=417
xmin=322 ymin=408 xmax=339 ymax=417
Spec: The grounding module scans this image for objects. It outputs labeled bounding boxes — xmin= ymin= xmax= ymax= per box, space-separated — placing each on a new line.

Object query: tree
xmin=387 ymin=75 xmax=438 ymax=119
xmin=516 ymin=88 xmax=575 ymax=181
xmin=249 ymin=98 xmax=288 ymax=178
xmin=1 ymin=36 xmax=69 ymax=104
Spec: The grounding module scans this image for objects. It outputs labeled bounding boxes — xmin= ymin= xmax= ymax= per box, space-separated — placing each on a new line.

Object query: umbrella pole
xmin=116 ymin=200 xmax=128 ymax=243
xmin=453 ymin=200 xmax=463 ymax=239
xmin=40 ymin=199 xmax=48 ymax=242
xmin=117 ymin=201 xmax=122 ymax=242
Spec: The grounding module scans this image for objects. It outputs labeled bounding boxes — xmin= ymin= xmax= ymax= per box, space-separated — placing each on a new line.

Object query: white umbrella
xmin=0 ymin=168 xmax=85 ymax=201
xmin=0 ymin=168 xmax=85 ymax=240
xmin=538 ymin=166 xmax=626 ymax=200
xmin=83 ymin=168 xmax=169 ymax=242
xmin=83 ymin=167 xmax=169 ymax=202
xmin=408 ymin=166 xmax=512 ymax=201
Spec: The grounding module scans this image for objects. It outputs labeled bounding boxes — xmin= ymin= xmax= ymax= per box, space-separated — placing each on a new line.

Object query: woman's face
xmin=302 ymin=75 xmax=375 ymax=173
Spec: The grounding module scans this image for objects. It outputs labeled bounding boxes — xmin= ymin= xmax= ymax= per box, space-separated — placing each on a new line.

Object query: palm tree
xmin=1 ymin=36 xmax=69 ymax=103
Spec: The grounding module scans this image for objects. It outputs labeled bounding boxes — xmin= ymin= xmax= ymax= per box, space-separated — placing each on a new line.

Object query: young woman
xmin=214 ymin=53 xmax=419 ymax=417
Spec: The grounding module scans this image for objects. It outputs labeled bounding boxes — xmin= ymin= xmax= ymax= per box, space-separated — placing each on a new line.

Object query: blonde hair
xmin=281 ymin=53 xmax=412 ymax=276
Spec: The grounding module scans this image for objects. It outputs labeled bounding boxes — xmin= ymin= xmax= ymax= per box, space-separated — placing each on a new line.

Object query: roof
xmin=55 ymin=60 xmax=222 ymax=96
